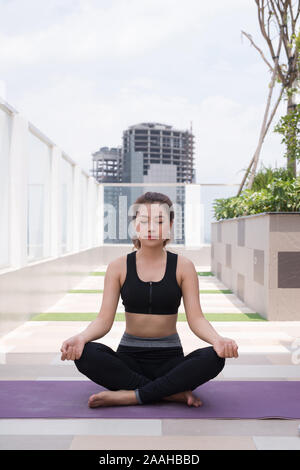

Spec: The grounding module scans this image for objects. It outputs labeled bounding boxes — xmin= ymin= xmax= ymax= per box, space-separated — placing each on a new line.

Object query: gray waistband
xmin=119 ymin=332 xmax=182 ymax=348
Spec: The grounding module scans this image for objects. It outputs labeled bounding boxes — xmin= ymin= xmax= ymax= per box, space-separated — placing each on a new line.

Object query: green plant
xmin=273 ymin=103 xmax=300 ymax=166
xmin=248 ymin=163 xmax=295 ymax=191
xmin=213 ymin=177 xmax=300 ymax=220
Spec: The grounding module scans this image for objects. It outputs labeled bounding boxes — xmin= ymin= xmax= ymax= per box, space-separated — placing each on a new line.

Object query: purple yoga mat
xmin=1 ymin=380 xmax=300 ymax=419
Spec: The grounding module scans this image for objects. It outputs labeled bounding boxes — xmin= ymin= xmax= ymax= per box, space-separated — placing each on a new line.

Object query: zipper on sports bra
xmin=148 ymin=281 xmax=152 ymax=314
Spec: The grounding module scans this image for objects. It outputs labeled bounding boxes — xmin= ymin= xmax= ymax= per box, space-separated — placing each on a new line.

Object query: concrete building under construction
xmin=122 ymin=122 xmax=195 ymax=184
xmin=90 ymin=146 xmax=122 ymax=183
xmin=121 ymin=122 xmax=195 ymax=245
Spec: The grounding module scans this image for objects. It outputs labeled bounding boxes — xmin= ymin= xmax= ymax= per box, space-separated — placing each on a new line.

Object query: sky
xmin=0 ymin=0 xmax=295 ymax=184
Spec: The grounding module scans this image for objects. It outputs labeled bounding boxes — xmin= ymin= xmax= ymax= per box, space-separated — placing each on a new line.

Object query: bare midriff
xmin=124 ymin=311 xmax=178 ymax=338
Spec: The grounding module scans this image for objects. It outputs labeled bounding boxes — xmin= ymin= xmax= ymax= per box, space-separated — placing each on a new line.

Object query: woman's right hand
xmin=60 ymin=334 xmax=86 ymax=361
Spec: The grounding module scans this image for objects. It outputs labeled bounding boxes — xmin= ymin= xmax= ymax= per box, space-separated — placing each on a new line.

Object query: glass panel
xmin=102 ymin=183 xmax=239 ymax=246
xmin=79 ymin=173 xmax=88 ymax=249
xmin=0 ymin=107 xmax=12 ymax=268
xmin=27 ymin=132 xmax=51 ymax=261
xmin=27 ymin=184 xmax=44 ymax=259
xmin=90 ymin=182 xmax=98 ymax=247
xmin=200 ymin=184 xmax=239 ymax=243
xmin=60 ymin=157 xmax=73 ymax=254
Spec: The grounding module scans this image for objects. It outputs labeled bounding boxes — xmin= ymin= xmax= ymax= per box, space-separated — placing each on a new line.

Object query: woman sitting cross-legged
xmin=60 ymin=192 xmax=239 ymax=407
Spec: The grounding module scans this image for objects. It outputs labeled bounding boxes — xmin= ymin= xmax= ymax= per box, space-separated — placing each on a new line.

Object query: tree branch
xmin=264 ymin=83 xmax=285 ymax=135
xmin=241 ymin=30 xmax=274 ymax=72
xmin=295 ymin=1 xmax=300 ymax=23
xmin=246 ymin=24 xmax=284 ymax=188
xmin=257 ymin=0 xmax=286 ymax=83
xmin=273 ymin=0 xmax=291 ymax=59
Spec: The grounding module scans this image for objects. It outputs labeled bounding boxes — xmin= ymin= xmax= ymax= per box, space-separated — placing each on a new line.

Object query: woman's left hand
xmin=212 ymin=336 xmax=239 ymax=358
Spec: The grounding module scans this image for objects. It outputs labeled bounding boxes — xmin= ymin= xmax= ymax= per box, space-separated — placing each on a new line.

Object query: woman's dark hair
xmin=131 ymin=192 xmax=174 ymax=251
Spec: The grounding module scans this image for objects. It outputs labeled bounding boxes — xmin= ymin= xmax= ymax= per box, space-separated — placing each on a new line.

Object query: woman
xmin=60 ymin=192 xmax=239 ymax=408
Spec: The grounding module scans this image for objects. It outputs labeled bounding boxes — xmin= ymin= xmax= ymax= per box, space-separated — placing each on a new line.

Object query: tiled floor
xmin=0 ymin=265 xmax=300 ymax=450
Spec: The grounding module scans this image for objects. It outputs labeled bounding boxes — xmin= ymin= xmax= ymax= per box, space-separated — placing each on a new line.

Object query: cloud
xmin=1 ymin=0 xmax=286 ymax=186
xmin=16 ymin=73 xmax=286 ymax=185
xmin=196 ymin=94 xmax=287 ymax=183
xmin=0 ymin=0 xmax=251 ymax=66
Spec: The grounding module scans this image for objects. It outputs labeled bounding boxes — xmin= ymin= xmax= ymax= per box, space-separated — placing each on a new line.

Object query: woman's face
xmin=135 ymin=203 xmax=172 ymax=246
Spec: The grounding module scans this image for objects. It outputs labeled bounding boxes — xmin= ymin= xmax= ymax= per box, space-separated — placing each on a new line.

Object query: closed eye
xmin=140 ymin=221 xmax=163 ymax=224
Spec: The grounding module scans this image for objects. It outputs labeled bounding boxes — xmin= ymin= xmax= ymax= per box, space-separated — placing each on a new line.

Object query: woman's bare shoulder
xmin=109 ymin=253 xmax=135 ymax=275
xmin=176 ymin=254 xmax=196 ymax=279
xmin=168 ymin=252 xmax=195 ymax=285
xmin=174 ymin=253 xmax=194 ymax=268
xmin=110 ymin=254 xmax=127 ymax=263
xmin=104 ymin=255 xmax=128 ymax=287
xmin=108 ymin=254 xmax=128 ymax=271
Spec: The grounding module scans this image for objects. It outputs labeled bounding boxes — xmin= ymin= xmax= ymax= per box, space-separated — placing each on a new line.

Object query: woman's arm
xmin=79 ymin=260 xmax=121 ymax=343
xmin=79 ymin=317 xmax=112 ymax=343
xmin=181 ymin=257 xmax=238 ymax=358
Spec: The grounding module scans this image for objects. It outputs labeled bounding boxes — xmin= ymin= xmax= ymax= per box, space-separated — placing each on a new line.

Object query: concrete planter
xmin=211 ymin=212 xmax=300 ymax=321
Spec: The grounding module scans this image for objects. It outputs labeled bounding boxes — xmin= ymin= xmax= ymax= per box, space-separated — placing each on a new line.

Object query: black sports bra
xmin=120 ymin=250 xmax=182 ymax=315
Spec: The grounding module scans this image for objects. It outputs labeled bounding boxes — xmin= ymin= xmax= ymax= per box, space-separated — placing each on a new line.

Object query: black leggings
xmin=74 ymin=341 xmax=226 ymax=405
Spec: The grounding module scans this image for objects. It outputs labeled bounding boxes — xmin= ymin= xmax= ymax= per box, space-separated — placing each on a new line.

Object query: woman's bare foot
xmin=88 ymin=389 xmax=202 ymax=408
xmin=162 ymin=390 xmax=202 ymax=407
xmin=88 ymin=389 xmax=137 ymax=408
